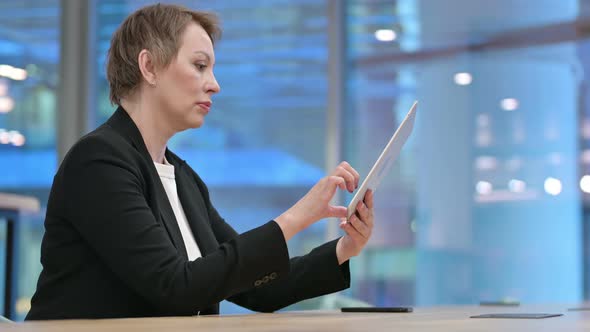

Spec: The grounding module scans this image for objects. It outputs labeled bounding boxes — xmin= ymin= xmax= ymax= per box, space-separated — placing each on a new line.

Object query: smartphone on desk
xmin=341 ymin=307 xmax=413 ymax=313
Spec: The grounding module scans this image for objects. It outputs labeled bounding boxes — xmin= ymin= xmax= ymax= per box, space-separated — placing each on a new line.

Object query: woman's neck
xmin=120 ymin=97 xmax=172 ymax=164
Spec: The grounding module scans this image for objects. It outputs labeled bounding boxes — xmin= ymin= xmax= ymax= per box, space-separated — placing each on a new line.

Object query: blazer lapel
xmin=172 ymin=158 xmax=219 ymax=256
xmin=106 ymin=107 xmax=188 ymax=259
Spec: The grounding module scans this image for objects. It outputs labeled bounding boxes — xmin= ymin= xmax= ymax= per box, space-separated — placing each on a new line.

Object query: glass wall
xmin=345 ymin=0 xmax=583 ymax=306
xmin=0 ymin=0 xmax=60 ymax=320
xmin=4 ymin=0 xmax=590 ymax=321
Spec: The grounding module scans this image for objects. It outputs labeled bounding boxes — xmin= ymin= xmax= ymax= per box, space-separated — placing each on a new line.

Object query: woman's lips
xmin=197 ymin=102 xmax=211 ymax=113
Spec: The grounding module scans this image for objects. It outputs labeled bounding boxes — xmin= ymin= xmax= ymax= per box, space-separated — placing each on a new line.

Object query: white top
xmin=154 ymin=159 xmax=202 ymax=261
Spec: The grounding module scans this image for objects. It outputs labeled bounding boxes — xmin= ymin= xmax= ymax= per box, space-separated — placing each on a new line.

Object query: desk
xmin=6 ymin=304 xmax=590 ymax=331
xmin=0 ymin=193 xmax=40 ymax=320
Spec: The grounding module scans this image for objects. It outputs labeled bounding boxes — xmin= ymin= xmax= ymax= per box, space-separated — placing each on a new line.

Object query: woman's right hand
xmin=274 ymin=161 xmax=360 ymax=241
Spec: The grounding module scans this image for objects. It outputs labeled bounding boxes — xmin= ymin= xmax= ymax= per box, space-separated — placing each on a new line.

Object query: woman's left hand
xmin=336 ymin=189 xmax=374 ymax=264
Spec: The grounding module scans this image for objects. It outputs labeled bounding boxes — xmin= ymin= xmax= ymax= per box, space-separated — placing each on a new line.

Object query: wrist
xmin=274 ymin=211 xmax=305 ymax=242
xmin=336 ymin=237 xmax=352 ymax=265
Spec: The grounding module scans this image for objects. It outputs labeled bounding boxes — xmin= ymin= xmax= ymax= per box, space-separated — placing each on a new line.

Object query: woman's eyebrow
xmin=193 ymin=51 xmax=211 ymax=61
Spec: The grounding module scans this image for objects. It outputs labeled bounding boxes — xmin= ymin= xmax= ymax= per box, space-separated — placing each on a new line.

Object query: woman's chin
xmin=186 ymin=114 xmax=205 ymax=129
xmin=190 ymin=120 xmax=204 ymax=129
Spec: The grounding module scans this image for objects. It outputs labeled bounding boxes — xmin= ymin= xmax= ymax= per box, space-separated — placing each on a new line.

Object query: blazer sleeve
xmin=62 ymin=136 xmax=290 ymax=316
xmin=229 ymin=241 xmax=351 ymax=312
xmin=196 ymin=172 xmax=351 ymax=312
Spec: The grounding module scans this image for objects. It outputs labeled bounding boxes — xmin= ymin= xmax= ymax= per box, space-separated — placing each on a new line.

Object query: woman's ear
xmin=138 ymin=49 xmax=157 ymax=86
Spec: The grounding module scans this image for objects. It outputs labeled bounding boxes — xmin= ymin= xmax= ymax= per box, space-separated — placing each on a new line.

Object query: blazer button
xmin=254 ymin=280 xmax=262 ymax=287
xmin=262 ymin=276 xmax=270 ymax=283
xmin=269 ymin=272 xmax=277 ymax=280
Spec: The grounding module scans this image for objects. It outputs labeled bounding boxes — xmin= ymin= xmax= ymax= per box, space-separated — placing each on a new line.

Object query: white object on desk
xmin=0 ymin=193 xmax=40 ymax=213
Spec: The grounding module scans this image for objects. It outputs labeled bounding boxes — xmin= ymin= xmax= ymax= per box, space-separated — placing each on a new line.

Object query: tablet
xmin=470 ymin=313 xmax=563 ymax=319
xmin=347 ymin=101 xmax=418 ymax=220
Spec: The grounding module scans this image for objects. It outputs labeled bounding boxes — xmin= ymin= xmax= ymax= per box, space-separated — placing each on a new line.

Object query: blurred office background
xmin=0 ymin=0 xmax=589 ymax=320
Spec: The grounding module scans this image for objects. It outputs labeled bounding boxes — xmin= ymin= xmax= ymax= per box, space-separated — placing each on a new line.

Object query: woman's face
xmin=153 ymin=22 xmax=220 ymax=133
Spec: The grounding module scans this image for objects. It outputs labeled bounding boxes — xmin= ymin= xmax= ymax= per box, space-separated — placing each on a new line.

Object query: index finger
xmin=338 ymin=161 xmax=360 ymax=189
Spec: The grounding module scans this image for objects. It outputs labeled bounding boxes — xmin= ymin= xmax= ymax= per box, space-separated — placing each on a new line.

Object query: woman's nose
xmin=207 ymin=75 xmax=220 ymax=94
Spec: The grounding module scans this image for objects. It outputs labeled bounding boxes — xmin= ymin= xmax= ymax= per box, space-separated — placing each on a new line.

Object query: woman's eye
xmin=195 ymin=63 xmax=207 ymax=71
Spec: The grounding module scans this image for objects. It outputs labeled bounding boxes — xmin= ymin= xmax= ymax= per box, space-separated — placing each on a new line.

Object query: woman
xmin=26 ymin=3 xmax=374 ymax=320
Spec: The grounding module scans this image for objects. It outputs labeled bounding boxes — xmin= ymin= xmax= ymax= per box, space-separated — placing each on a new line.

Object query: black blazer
xmin=26 ymin=107 xmax=350 ymax=320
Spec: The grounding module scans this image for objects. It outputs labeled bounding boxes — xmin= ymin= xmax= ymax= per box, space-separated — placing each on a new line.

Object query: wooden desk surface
xmin=6 ymin=304 xmax=590 ymax=331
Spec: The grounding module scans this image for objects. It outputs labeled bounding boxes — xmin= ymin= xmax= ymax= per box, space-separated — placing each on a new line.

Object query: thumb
xmin=326 ymin=205 xmax=347 ymax=219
